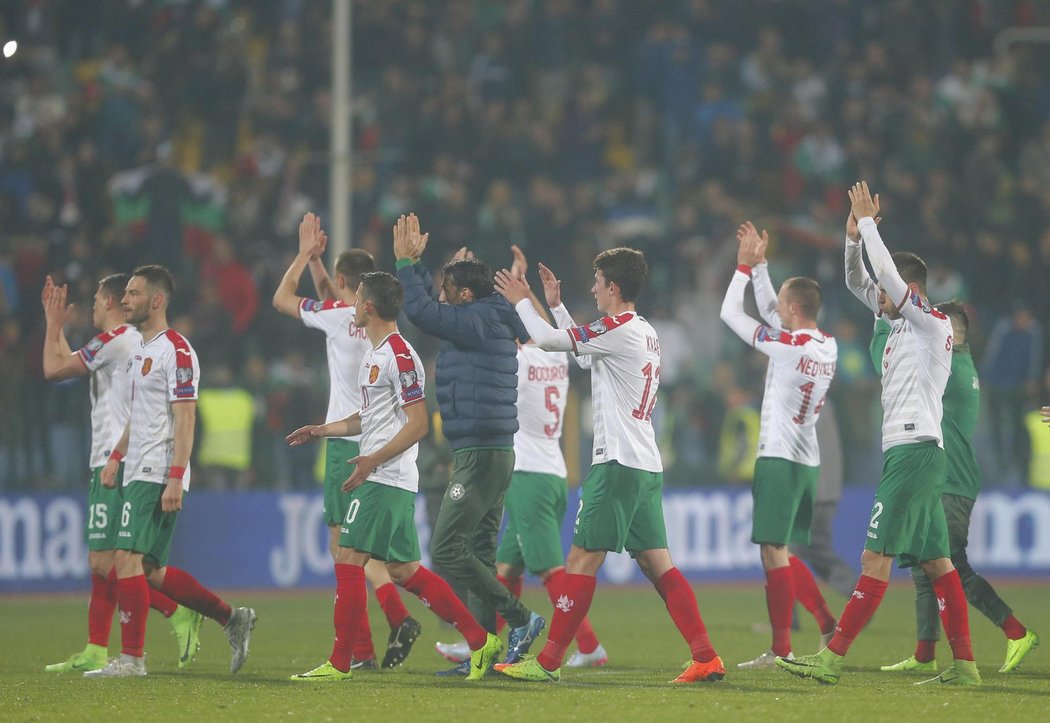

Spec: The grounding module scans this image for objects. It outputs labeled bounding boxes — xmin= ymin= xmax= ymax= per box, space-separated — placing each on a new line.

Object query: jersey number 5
xmin=544 ymin=386 xmax=561 ymax=437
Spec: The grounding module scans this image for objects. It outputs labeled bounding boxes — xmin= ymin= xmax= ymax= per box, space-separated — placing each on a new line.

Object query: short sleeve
xmin=166 ymin=336 xmax=200 ymax=402
xmin=387 ymin=335 xmax=425 ymax=407
xmin=77 ymin=327 xmax=129 ymax=372
xmin=299 ymin=298 xmax=350 ymax=334
xmin=568 ymin=313 xmax=635 ymax=357
xmin=753 ymin=325 xmax=811 ymax=361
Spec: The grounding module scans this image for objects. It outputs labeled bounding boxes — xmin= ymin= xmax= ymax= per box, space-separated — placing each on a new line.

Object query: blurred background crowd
xmin=2 ymin=0 xmax=1049 ymax=493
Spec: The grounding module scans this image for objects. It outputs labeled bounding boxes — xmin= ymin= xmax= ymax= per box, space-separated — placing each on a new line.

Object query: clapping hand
xmin=299 ymin=212 xmax=327 ymax=258
xmin=736 ymin=221 xmax=768 ymax=267
xmin=393 ymin=213 xmax=429 ymax=261
xmin=537 ymin=263 xmax=562 ymax=308
xmin=494 ymin=268 xmax=531 ymax=305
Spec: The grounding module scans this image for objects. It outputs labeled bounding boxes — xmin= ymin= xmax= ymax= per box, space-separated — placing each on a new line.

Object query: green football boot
xmin=495 ymin=655 xmax=561 ymax=682
xmin=290 ymin=660 xmax=353 ymax=681
xmin=465 ymin=633 xmax=505 ymax=681
xmin=917 ymin=659 xmax=981 ymax=687
xmin=169 ymin=605 xmax=205 ymax=670
xmin=1000 ymin=631 xmax=1039 ymax=673
xmin=880 ymin=655 xmax=937 ymax=673
xmin=45 ymin=643 xmax=108 ymax=673
xmin=776 ymin=647 xmax=843 ymax=685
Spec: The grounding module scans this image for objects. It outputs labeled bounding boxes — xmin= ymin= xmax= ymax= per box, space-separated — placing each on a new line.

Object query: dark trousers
xmin=429 ymin=448 xmax=531 ymax=632
xmin=911 ymin=494 xmax=1013 ymax=640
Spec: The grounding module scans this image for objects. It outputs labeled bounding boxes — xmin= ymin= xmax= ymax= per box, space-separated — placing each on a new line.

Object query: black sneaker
xmin=349 ymin=657 xmax=378 ymax=670
xmin=382 ymin=616 xmax=423 ymax=669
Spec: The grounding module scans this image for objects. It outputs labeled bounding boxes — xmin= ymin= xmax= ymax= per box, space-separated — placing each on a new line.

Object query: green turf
xmin=2 ymin=582 xmax=1046 ymax=721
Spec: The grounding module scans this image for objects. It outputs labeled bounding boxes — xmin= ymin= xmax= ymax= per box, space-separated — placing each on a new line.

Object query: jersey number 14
xmin=792 ymin=381 xmax=826 ymax=425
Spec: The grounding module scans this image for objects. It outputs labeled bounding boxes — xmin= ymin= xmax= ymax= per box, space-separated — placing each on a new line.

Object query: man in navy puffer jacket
xmin=393 ymin=214 xmax=544 ymax=667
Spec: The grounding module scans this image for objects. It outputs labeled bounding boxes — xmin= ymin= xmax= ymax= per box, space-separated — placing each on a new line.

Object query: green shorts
xmin=86 ymin=465 xmax=124 ymax=551
xmin=573 ymin=462 xmax=667 ymax=555
xmin=496 ymin=472 xmax=568 ymax=574
xmin=115 ymin=480 xmax=179 ymax=567
xmin=864 ymin=441 xmax=949 ymax=568
xmin=324 ymin=438 xmax=360 ymax=526
xmin=942 ymin=493 xmax=975 ymax=558
xmin=751 ymin=457 xmax=819 ymax=546
xmin=339 ymin=481 xmax=421 ymax=563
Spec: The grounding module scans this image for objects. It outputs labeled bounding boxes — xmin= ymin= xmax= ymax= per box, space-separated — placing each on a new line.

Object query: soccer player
xmin=87 ymin=265 xmax=255 ymax=677
xmin=286 ymin=271 xmax=504 ymax=681
xmin=492 ymin=247 xmax=725 ymax=683
xmin=40 ymin=275 xmax=202 ymax=673
xmin=719 ymin=222 xmax=839 ymax=668
xmin=393 ymin=214 xmax=545 ymax=668
xmin=435 ymin=246 xmax=607 ymax=669
xmin=778 ymin=181 xmax=980 ymax=686
xmin=273 ymin=213 xmax=421 ymax=669
xmin=872 ymin=303 xmax=1039 ymax=674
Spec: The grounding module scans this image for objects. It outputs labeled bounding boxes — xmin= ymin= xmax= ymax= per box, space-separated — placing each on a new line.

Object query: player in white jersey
xmin=273 ymin=213 xmax=420 ymax=669
xmin=40 ymin=274 xmax=202 ymax=674
xmin=493 ymin=247 xmax=725 ymax=684
xmin=88 ymin=265 xmax=255 ymax=678
xmin=778 ymin=182 xmax=980 ymax=687
xmin=720 ymin=222 xmax=839 ymax=668
xmin=287 ymin=271 xmax=503 ymax=681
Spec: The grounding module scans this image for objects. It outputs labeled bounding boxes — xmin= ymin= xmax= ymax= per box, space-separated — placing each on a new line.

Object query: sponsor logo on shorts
xmin=904 ymin=423 xmax=915 ymax=431
xmin=449 ymin=483 xmax=465 ymax=500
xmin=866 ymin=531 xmax=877 ymax=540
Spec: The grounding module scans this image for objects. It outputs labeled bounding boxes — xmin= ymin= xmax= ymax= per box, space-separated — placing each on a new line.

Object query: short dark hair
xmin=593 ymin=247 xmax=648 ymax=302
xmin=99 ymin=273 xmax=130 ymax=303
xmin=934 ymin=300 xmax=969 ymax=337
xmin=335 ymin=249 xmax=377 ymax=290
xmin=131 ymin=265 xmax=174 ymax=298
xmin=359 ymin=271 xmax=403 ymax=321
xmin=783 ymin=277 xmax=822 ymax=319
xmin=891 ymin=252 xmax=927 ymax=292
xmin=442 ymin=258 xmax=494 ymax=299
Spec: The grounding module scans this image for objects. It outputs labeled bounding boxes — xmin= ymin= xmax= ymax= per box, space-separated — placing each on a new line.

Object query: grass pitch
xmin=2 ymin=581 xmax=1046 ymax=722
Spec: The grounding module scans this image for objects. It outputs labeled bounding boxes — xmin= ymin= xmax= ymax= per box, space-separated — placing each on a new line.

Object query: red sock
xmin=545 ymin=570 xmax=600 ymax=654
xmin=537 ymin=573 xmax=596 ymax=670
xmin=402 ymin=566 xmax=487 ymax=650
xmin=158 ymin=566 xmax=232 ymax=625
xmin=655 ymin=568 xmax=717 ymax=663
xmin=915 ymin=639 xmax=937 ymax=663
xmin=932 ymin=569 xmax=973 ymax=661
xmin=352 ymin=605 xmax=376 ymax=662
xmin=828 ymin=575 xmax=887 ymax=656
xmin=494 ymin=574 xmax=523 ymax=634
xmin=87 ymin=570 xmax=118 ymax=647
xmin=374 ymin=582 xmax=410 ymax=629
xmin=765 ymin=566 xmax=795 ymax=657
xmin=117 ymin=575 xmax=150 ymax=657
xmin=149 ymin=588 xmax=178 ymax=618
xmin=1001 ymin=614 xmax=1026 ymax=641
xmin=790 ymin=556 xmax=836 ymax=634
xmin=332 ymin=564 xmax=369 ymax=672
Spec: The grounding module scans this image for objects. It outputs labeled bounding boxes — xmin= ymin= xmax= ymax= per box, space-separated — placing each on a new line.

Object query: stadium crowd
xmin=2 ymin=0 xmax=1049 ymax=491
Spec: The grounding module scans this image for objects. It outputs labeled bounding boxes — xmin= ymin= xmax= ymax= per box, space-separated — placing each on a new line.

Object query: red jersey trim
xmin=386 ymin=333 xmax=423 ymax=405
xmin=570 ymin=312 xmax=634 ymax=344
xmin=300 ymin=298 xmax=348 ymax=313
xmin=165 ymin=329 xmax=197 ymax=399
xmin=77 ymin=324 xmax=131 ymax=365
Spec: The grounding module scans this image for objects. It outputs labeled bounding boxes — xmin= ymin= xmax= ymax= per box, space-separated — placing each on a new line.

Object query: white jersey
xmin=77 ymin=324 xmax=141 ymax=468
xmin=125 ymin=329 xmax=200 ymax=489
xmin=513 ymin=344 xmax=569 ymax=477
xmin=720 ymin=266 xmax=837 ymax=466
xmin=846 ymin=217 xmax=953 ymax=450
xmin=358 ymin=332 xmax=426 ymax=492
xmin=299 ymin=298 xmax=371 ymax=441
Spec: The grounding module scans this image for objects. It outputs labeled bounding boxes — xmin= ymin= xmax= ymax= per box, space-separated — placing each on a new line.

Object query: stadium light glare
xmin=2 ymin=40 xmax=16 ymax=58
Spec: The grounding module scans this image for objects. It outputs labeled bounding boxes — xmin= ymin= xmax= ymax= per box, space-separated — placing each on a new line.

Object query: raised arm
xmin=41 ymin=279 xmax=88 ymax=380
xmin=494 ymin=269 xmax=575 ymax=351
xmin=844 ymin=200 xmax=881 ymax=314
xmin=737 ymin=221 xmax=781 ymax=327
xmin=273 ymin=213 xmax=326 ymax=318
xmin=304 ymin=220 xmax=338 ymax=300
xmin=720 ymin=268 xmax=766 ymax=346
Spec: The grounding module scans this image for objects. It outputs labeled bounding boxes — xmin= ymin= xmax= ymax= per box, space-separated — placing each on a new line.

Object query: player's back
xmin=514 ymin=344 xmax=568 ymax=477
xmin=299 ymin=298 xmax=371 ymax=437
xmin=78 ymin=324 xmax=141 ymax=468
xmin=758 ymin=328 xmax=837 ymax=466
xmin=571 ymin=312 xmax=662 ymax=474
xmin=876 ymin=309 xmax=953 ymax=451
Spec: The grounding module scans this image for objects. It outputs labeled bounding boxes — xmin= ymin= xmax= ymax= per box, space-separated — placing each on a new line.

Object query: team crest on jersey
xmin=369 ymin=364 xmax=380 ymax=384
xmin=141 ymin=358 xmax=153 ymax=375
